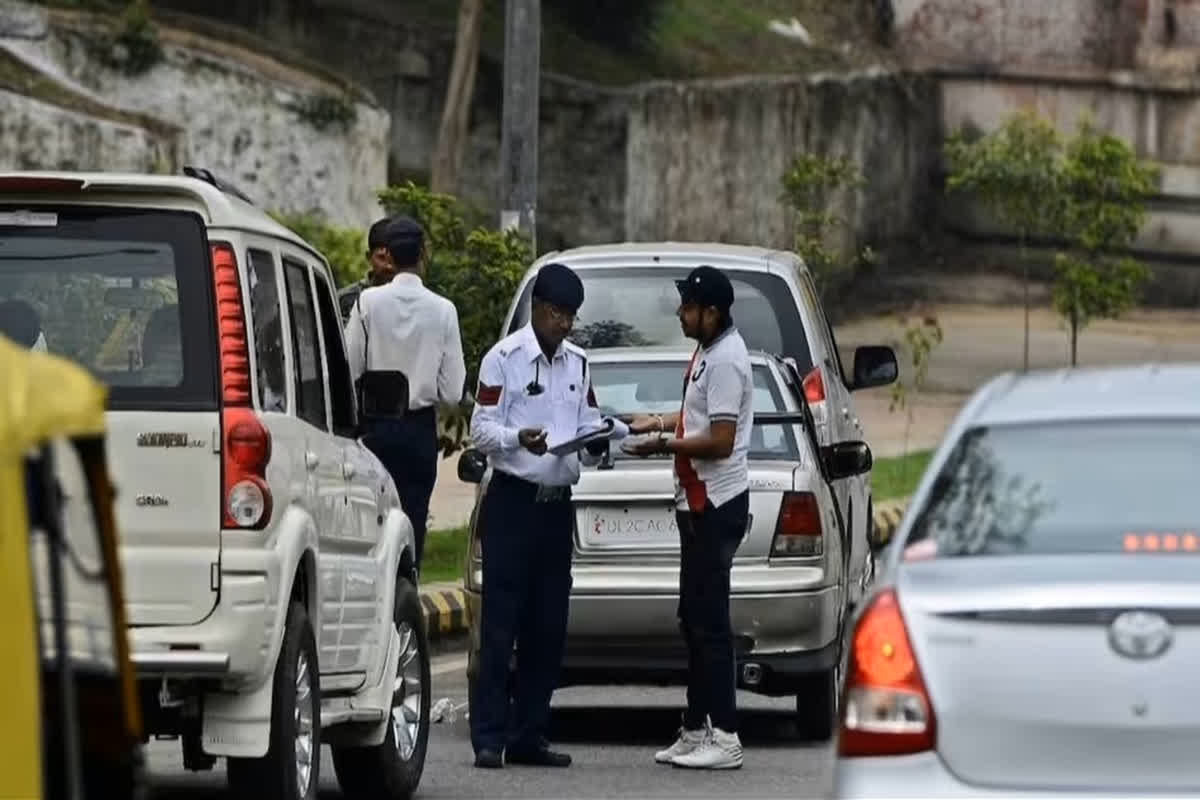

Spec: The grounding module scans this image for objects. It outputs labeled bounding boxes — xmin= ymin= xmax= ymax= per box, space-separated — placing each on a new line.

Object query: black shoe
xmin=506 ymin=746 xmax=572 ymax=767
xmin=474 ymin=749 xmax=504 ymax=769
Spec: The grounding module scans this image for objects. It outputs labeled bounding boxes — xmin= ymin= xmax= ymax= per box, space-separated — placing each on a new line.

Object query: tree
xmin=944 ymin=110 xmax=1065 ymax=372
xmin=1052 ymin=119 xmax=1158 ymax=365
xmin=431 ymin=0 xmax=486 ymax=195
xmin=378 ymin=181 xmax=532 ymax=455
xmin=780 ymin=153 xmax=870 ymax=304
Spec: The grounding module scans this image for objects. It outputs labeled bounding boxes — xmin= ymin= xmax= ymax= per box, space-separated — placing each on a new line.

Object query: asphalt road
xmin=143 ymin=650 xmax=835 ymax=799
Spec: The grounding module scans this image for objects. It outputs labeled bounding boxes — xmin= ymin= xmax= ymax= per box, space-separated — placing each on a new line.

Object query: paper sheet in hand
xmin=547 ymin=418 xmax=615 ymax=456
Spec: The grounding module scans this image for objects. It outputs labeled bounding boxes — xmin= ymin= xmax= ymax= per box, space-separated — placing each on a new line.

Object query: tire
xmin=332 ymin=576 xmax=431 ymax=800
xmin=794 ymin=666 xmax=837 ymax=742
xmin=227 ymin=601 xmax=321 ymax=800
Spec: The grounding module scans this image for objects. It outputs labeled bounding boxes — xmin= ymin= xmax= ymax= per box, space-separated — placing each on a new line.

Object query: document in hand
xmin=546 ymin=417 xmax=616 ymax=456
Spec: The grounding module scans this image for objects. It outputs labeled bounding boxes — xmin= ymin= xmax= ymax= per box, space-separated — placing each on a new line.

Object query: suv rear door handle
xmin=305 ymin=451 xmax=320 ymax=470
xmin=342 ymin=462 xmax=356 ymax=479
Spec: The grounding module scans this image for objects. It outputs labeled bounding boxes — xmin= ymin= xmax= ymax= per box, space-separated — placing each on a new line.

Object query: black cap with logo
xmin=676 ymin=265 xmax=734 ymax=312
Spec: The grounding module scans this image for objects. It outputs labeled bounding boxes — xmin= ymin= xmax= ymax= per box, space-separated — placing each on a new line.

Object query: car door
xmin=281 ymin=254 xmax=347 ymax=674
xmin=311 ymin=265 xmax=383 ymax=675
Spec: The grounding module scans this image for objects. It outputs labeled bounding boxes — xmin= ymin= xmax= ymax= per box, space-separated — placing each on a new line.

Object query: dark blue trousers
xmin=363 ymin=408 xmax=438 ymax=570
xmin=470 ymin=471 xmax=574 ymax=755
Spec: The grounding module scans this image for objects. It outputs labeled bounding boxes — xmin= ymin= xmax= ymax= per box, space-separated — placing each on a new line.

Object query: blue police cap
xmin=531 ymin=262 xmax=584 ymax=313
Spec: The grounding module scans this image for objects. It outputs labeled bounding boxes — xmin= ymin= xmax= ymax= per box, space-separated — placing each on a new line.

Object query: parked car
xmin=496 ymin=243 xmax=898 ymax=608
xmin=834 ymin=364 xmax=1200 ymax=798
xmin=0 ymin=170 xmax=430 ymax=800
xmin=459 ymin=346 xmax=881 ymax=740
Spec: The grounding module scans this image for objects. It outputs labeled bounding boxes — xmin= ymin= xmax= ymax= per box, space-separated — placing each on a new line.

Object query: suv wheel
xmin=332 ymin=575 xmax=431 ymax=800
xmin=227 ymin=601 xmax=321 ymax=800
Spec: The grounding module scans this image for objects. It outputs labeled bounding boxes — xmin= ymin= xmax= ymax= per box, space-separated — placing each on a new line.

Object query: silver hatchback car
xmin=459 ymin=347 xmax=880 ymax=740
xmin=834 ymin=364 xmax=1200 ymax=798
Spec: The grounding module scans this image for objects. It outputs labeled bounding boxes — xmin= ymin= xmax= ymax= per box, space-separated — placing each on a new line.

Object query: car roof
xmin=0 ymin=171 xmax=320 ymax=258
xmin=968 ymin=363 xmax=1200 ymax=426
xmin=585 ymin=344 xmax=777 ymax=366
xmin=530 ymin=242 xmax=797 ymax=274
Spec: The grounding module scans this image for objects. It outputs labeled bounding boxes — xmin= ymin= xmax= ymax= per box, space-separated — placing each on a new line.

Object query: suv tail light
xmin=212 ymin=242 xmax=272 ymax=529
xmin=803 ymin=366 xmax=826 ymax=404
xmin=770 ymin=491 xmax=823 ymax=557
xmin=839 ymin=588 xmax=937 ymax=757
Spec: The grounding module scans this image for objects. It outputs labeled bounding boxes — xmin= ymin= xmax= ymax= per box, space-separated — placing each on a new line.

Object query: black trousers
xmin=470 ymin=471 xmax=574 ymax=755
xmin=676 ymin=490 xmax=749 ymax=734
xmin=364 ymin=407 xmax=438 ymax=569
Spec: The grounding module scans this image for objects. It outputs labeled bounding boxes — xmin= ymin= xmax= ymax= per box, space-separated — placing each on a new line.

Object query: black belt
xmin=491 ymin=469 xmax=572 ymax=503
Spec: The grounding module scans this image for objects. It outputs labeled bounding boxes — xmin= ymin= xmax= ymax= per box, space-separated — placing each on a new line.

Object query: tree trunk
xmin=1069 ymin=310 xmax=1079 ymax=367
xmin=1019 ymin=235 xmax=1030 ymax=372
xmin=431 ymin=0 xmax=486 ymax=195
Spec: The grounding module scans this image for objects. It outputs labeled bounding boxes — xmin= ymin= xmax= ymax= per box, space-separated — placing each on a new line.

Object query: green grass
xmin=871 ymin=450 xmax=934 ymax=502
xmin=421 ymin=526 xmax=470 ymax=585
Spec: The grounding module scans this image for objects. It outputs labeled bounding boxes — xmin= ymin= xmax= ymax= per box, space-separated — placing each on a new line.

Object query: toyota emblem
xmin=1108 ymin=610 xmax=1173 ymax=661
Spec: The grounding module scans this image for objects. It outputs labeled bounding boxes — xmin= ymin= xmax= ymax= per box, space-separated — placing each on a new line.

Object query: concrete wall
xmin=625 ymin=70 xmax=941 ymax=255
xmin=0 ymin=1 xmax=389 ymax=227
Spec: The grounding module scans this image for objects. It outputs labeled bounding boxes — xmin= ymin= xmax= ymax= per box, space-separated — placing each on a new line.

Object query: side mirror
xmin=851 ymin=345 xmax=898 ymax=391
xmin=822 ymin=441 xmax=873 ymax=481
xmin=457 ymin=448 xmax=488 ymax=484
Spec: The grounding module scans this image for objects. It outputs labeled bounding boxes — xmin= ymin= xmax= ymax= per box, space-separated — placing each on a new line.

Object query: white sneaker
xmin=654 ymin=725 xmax=708 ymax=764
xmin=670 ymin=727 xmax=743 ymax=770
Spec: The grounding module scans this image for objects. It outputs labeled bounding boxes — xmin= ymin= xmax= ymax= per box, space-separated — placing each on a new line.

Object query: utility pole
xmin=499 ymin=0 xmax=540 ymax=252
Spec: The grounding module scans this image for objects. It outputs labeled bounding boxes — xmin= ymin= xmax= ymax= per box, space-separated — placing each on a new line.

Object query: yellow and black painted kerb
xmin=871 ymin=500 xmax=910 ymax=547
xmin=419 ymin=586 xmax=467 ymax=639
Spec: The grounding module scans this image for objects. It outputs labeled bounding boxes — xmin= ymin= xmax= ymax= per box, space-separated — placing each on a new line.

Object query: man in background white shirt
xmin=345 ymin=216 xmax=467 ymax=569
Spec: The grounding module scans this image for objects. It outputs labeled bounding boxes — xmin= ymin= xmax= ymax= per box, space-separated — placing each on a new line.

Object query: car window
xmin=0 ymin=206 xmax=216 ymax=410
xmin=590 ymin=361 xmax=800 ymax=459
xmin=311 ymin=268 xmax=357 ymax=437
xmin=797 ymin=273 xmax=847 ymax=384
xmin=246 ymin=249 xmax=287 ymax=413
xmin=282 ymin=259 xmax=328 ymax=430
xmin=904 ymin=421 xmax=1200 ymax=558
xmin=510 ymin=267 xmax=813 ymax=371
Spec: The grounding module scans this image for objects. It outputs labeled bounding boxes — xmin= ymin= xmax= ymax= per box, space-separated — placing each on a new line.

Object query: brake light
xmin=771 ymin=491 xmax=823 ymax=556
xmin=839 ymin=589 xmax=936 ymax=757
xmin=803 ymin=366 xmax=826 ymax=404
xmin=212 ymin=242 xmax=272 ymax=529
xmin=0 ymin=176 xmax=86 ymax=193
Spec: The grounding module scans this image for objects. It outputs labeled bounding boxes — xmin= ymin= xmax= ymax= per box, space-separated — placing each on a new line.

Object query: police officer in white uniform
xmin=469 ymin=262 xmax=629 ymax=769
xmin=345 ymin=216 xmax=466 ymax=569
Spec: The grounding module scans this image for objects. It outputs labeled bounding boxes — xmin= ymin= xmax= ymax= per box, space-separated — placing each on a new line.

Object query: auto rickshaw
xmin=0 ymin=334 xmax=145 ymax=799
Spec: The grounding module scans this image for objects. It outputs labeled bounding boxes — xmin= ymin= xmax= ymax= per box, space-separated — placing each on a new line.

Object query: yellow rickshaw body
xmin=0 ymin=335 xmax=132 ymax=800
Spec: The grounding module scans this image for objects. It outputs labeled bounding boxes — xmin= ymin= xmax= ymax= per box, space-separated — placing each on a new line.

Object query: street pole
xmin=499 ymin=0 xmax=540 ymax=253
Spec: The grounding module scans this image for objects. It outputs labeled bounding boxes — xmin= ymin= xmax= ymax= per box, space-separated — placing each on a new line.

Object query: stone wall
xmin=0 ymin=1 xmax=389 ymax=227
xmin=626 ymin=70 xmax=941 ymax=255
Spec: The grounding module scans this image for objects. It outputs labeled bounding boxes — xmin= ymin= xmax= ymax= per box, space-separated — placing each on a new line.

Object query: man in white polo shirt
xmin=626 ymin=265 xmax=753 ymax=770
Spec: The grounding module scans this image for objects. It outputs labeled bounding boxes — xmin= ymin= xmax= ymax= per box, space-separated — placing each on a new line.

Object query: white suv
xmin=0 ymin=170 xmax=429 ymax=800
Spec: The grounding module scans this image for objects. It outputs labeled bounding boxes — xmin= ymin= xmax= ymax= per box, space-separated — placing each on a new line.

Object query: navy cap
xmin=531 ymin=262 xmax=585 ymax=313
xmin=384 ymin=215 xmax=424 ymax=265
xmin=676 ymin=265 xmax=734 ymax=311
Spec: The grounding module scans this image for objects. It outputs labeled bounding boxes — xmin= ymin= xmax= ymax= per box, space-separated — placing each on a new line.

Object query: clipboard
xmin=546 ymin=418 xmax=616 ymax=456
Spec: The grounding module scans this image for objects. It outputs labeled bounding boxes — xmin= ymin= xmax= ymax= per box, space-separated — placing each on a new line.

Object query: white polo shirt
xmin=674 ymin=326 xmax=753 ymax=512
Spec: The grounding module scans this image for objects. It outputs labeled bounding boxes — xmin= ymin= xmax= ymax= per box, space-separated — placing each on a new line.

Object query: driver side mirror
xmin=457 ymin=448 xmax=488 ymax=484
xmin=822 ymin=441 xmax=873 ymax=481
xmin=851 ymin=345 xmax=898 ymax=391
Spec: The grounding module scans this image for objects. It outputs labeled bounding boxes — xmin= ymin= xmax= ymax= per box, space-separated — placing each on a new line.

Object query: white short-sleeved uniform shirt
xmin=674 ymin=326 xmax=753 ymax=512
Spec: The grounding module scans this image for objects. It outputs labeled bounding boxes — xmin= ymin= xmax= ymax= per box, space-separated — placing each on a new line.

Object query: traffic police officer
xmin=469 ymin=262 xmax=629 ymax=769
xmin=345 ymin=216 xmax=466 ymax=569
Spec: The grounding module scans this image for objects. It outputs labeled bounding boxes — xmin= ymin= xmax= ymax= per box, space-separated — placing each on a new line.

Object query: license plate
xmin=583 ymin=505 xmax=679 ymax=548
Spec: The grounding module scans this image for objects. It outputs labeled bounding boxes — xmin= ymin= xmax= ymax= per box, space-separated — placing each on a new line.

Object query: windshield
xmin=511 ymin=266 xmax=813 ymax=371
xmin=905 ymin=421 xmax=1200 ymax=558
xmin=590 ymin=360 xmax=801 ymax=460
xmin=0 ymin=206 xmax=216 ymax=410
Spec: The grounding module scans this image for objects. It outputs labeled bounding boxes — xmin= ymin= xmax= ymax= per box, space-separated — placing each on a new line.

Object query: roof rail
xmin=182 ymin=165 xmax=256 ymax=206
